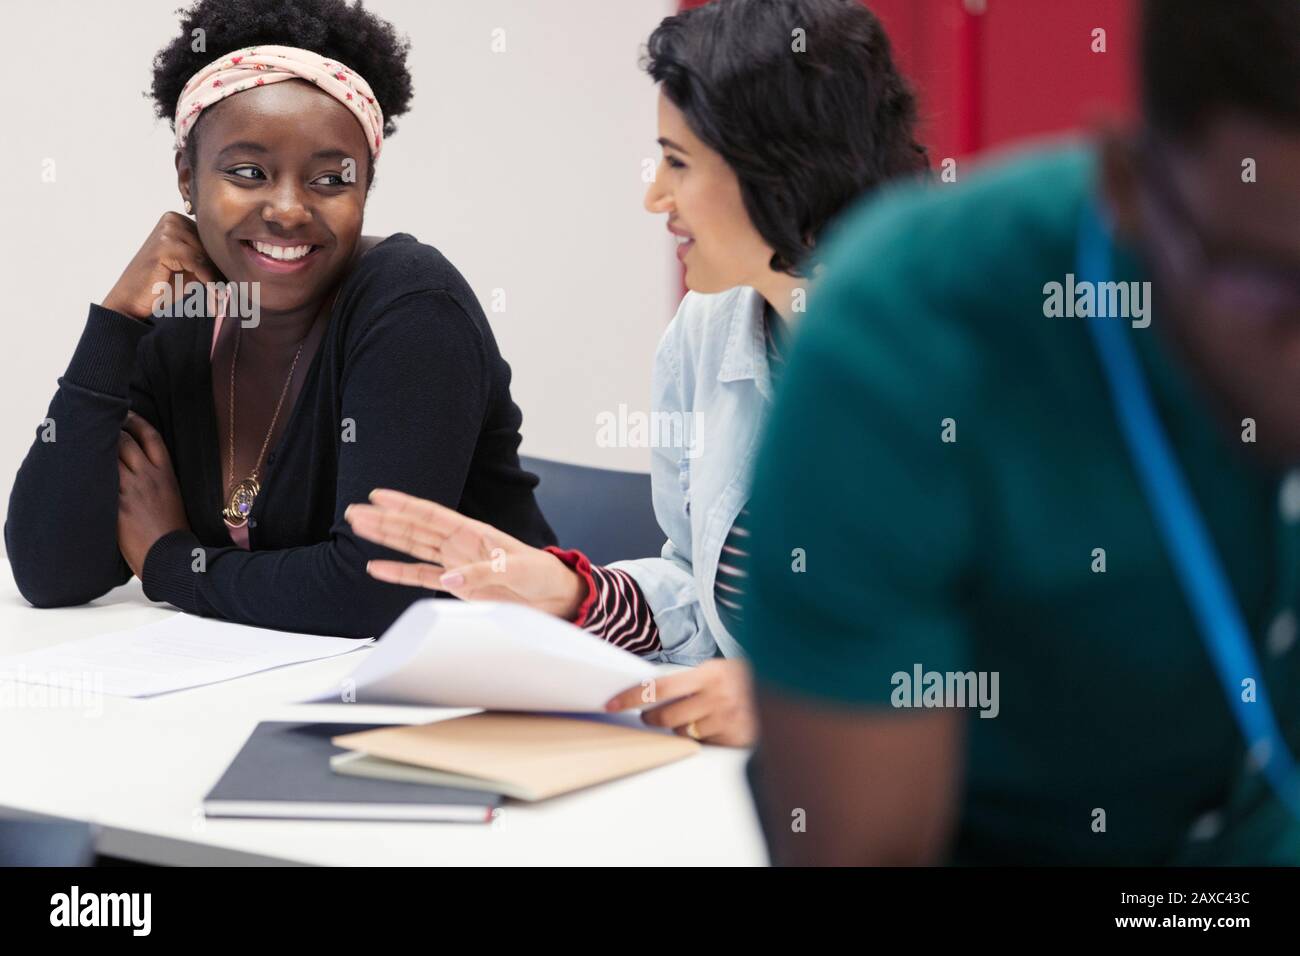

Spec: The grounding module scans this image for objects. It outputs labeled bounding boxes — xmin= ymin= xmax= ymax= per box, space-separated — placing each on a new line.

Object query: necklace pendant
xmin=222 ymin=476 xmax=261 ymax=529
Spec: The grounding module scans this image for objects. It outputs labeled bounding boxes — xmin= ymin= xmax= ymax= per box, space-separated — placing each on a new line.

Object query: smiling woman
xmin=344 ymin=0 xmax=928 ymax=746
xmin=2 ymin=0 xmax=555 ymax=638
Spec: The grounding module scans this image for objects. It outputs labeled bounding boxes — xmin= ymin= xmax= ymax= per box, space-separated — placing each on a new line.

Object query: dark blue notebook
xmin=203 ymin=721 xmax=502 ymax=822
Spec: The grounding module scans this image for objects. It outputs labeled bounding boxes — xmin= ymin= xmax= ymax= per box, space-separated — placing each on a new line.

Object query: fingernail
xmin=345 ymin=505 xmax=355 ymax=521
xmin=440 ymin=572 xmax=464 ymax=588
xmin=604 ymin=699 xmax=620 ymax=712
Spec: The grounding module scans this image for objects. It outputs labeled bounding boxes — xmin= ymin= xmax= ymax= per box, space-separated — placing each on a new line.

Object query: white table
xmin=0 ymin=563 xmax=767 ymax=866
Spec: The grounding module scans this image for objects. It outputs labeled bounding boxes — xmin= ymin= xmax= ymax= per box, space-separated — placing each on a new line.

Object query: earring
xmin=184 ymin=200 xmax=193 ymax=215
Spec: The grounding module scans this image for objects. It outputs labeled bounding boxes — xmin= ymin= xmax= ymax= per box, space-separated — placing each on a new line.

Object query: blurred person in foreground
xmin=744 ymin=0 xmax=1300 ymax=865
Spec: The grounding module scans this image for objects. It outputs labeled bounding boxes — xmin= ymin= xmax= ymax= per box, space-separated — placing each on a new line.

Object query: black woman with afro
xmin=5 ymin=0 xmax=555 ymax=638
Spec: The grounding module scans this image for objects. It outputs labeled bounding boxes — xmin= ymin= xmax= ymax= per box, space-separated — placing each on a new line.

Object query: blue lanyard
xmin=1078 ymin=202 xmax=1300 ymax=818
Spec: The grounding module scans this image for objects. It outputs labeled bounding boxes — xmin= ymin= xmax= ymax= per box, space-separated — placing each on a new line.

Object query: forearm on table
xmin=142 ymin=529 xmax=427 ymax=638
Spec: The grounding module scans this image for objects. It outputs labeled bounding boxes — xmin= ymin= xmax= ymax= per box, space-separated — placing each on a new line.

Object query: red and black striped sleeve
xmin=545 ymin=546 xmax=661 ymax=655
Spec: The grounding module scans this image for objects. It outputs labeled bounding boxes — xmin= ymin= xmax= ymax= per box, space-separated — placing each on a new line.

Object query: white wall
xmin=0 ymin=0 xmax=677 ymax=534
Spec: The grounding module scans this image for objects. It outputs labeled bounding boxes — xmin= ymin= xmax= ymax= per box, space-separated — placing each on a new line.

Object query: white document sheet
xmin=307 ymin=599 xmax=657 ymax=712
xmin=0 ymin=615 xmax=372 ymax=698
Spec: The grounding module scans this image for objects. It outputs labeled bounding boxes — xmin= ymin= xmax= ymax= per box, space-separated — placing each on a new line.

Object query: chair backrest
xmin=0 ymin=817 xmax=95 ymax=866
xmin=522 ymin=456 xmax=663 ymax=567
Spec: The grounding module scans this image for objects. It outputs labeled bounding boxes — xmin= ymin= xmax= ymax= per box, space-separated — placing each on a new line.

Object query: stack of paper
xmin=308 ymin=599 xmax=659 ymax=712
xmin=0 ymin=615 xmax=371 ymax=698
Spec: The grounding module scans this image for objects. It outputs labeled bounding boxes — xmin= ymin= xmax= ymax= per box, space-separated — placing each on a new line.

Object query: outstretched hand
xmin=346 ymin=489 xmax=588 ymax=620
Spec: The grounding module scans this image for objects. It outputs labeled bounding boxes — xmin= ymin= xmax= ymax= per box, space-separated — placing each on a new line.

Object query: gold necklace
xmin=221 ymin=323 xmax=305 ymax=529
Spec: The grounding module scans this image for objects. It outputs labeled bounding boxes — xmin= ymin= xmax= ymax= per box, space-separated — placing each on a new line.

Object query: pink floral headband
xmin=174 ymin=45 xmax=384 ymax=159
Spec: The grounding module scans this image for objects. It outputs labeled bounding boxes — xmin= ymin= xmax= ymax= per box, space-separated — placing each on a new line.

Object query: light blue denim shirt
xmin=608 ymin=286 xmax=776 ymax=665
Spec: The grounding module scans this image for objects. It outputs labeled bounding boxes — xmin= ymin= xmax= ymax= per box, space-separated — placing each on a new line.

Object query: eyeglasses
xmin=1137 ymin=138 xmax=1300 ymax=317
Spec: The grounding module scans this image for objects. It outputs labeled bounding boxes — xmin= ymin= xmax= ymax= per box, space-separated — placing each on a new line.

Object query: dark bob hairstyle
xmin=644 ymin=0 xmax=928 ymax=275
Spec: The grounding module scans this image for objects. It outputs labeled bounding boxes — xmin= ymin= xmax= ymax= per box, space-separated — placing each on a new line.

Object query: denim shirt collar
xmin=715 ymin=286 xmax=774 ymax=403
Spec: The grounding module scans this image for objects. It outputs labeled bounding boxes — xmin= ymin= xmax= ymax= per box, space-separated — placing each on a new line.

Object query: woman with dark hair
xmin=4 ymin=0 xmax=554 ymax=638
xmin=347 ymin=0 xmax=926 ymax=744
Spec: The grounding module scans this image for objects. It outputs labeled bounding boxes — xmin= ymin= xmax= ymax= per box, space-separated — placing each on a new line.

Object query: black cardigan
xmin=5 ymin=234 xmax=555 ymax=637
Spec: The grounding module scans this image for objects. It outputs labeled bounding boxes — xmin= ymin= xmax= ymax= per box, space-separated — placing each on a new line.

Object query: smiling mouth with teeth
xmin=244 ymin=240 xmax=319 ymax=262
